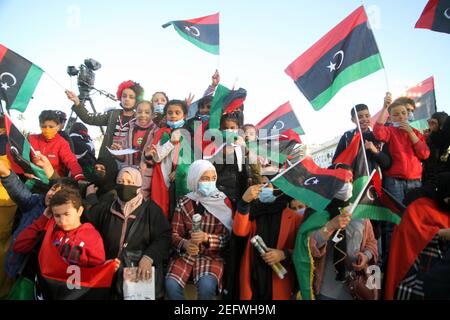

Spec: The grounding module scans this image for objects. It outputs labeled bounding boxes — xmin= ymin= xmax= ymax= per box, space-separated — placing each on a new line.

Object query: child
xmin=374 ymin=93 xmax=430 ymax=203
xmin=151 ymin=91 xmax=169 ymax=127
xmin=148 ymin=100 xmax=191 ymax=219
xmin=14 ymin=189 xmax=106 ymax=268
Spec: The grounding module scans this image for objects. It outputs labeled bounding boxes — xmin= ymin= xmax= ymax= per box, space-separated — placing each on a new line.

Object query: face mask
xmin=259 ymin=187 xmax=277 ymax=203
xmin=408 ymin=112 xmax=415 ymax=122
xmin=222 ymin=129 xmax=239 ymax=141
xmin=198 ymin=181 xmax=217 ymax=197
xmin=115 ymin=184 xmax=139 ymax=202
xmin=166 ymin=119 xmax=185 ymax=129
xmin=198 ymin=114 xmax=210 ymax=122
xmin=153 ymin=104 xmax=165 ymax=114
xmin=297 ymin=208 xmax=305 ymax=215
xmin=41 ymin=127 xmax=58 ymax=140
xmin=335 ymin=183 xmax=353 ymax=202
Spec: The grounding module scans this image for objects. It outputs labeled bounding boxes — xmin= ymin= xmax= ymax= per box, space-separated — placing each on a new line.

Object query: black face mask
xmin=115 ymin=184 xmax=139 ymax=202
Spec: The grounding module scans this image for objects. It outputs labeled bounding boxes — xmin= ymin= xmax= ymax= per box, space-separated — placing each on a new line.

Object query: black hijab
xmin=92 ymin=157 xmax=119 ymax=196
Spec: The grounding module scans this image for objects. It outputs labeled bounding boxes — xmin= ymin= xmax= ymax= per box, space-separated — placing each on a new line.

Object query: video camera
xmin=67 ymin=58 xmax=101 ymax=100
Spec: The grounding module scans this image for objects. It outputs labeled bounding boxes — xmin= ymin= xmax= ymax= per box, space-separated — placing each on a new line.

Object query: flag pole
xmin=44 ymin=72 xmax=67 ymax=91
xmin=353 ymin=104 xmax=370 ymax=176
xmin=263 ymin=157 xmax=305 ymax=187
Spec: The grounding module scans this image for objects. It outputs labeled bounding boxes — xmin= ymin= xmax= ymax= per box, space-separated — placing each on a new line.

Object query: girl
xmin=151 ymin=91 xmax=169 ymax=128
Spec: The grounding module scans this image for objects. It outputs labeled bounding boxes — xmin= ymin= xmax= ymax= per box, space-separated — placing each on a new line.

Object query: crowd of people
xmin=0 ymin=70 xmax=449 ymax=300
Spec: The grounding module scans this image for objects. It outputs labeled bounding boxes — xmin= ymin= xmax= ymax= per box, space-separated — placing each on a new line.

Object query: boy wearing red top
xmin=373 ymin=93 xmax=430 ymax=203
xmin=14 ymin=189 xmax=105 ymax=267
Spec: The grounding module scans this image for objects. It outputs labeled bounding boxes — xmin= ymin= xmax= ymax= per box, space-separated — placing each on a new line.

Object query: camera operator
xmin=66 ymin=80 xmax=144 ymax=160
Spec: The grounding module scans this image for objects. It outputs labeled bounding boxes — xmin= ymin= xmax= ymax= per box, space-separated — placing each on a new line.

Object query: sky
xmin=1 ymin=0 xmax=449 ymax=146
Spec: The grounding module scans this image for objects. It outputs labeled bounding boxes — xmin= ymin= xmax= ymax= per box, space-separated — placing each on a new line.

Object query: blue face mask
xmin=153 ymin=104 xmax=165 ymax=114
xmin=297 ymin=208 xmax=305 ymax=215
xmin=259 ymin=187 xmax=277 ymax=203
xmin=198 ymin=114 xmax=210 ymax=122
xmin=408 ymin=112 xmax=415 ymax=122
xmin=198 ymin=181 xmax=217 ymax=197
xmin=167 ymin=119 xmax=185 ymax=129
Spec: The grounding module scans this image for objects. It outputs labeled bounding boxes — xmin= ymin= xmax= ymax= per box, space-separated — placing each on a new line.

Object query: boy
xmin=374 ymin=93 xmax=430 ymax=203
xmin=14 ymin=189 xmax=105 ymax=267
xmin=332 ymin=104 xmax=391 ymax=172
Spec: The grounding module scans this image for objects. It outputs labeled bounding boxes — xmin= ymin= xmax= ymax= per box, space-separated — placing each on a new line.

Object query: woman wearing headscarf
xmin=165 ymin=160 xmax=232 ymax=300
xmin=293 ymin=166 xmax=378 ymax=300
xmin=82 ymin=167 xmax=172 ymax=299
xmin=84 ymin=157 xmax=119 ymax=208
xmin=233 ymin=175 xmax=303 ymax=300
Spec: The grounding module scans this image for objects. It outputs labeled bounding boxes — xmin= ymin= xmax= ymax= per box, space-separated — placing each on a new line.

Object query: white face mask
xmin=335 ymin=183 xmax=353 ymax=201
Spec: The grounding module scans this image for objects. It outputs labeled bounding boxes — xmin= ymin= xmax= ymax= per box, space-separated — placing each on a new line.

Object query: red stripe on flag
xmin=256 ymin=102 xmax=292 ymax=129
xmin=285 ymin=6 xmax=367 ymax=80
xmin=3 ymin=113 xmax=13 ymax=136
xmin=404 ymin=76 xmax=435 ymax=97
xmin=0 ymin=44 xmax=7 ymax=63
xmin=415 ymin=0 xmax=439 ymax=30
xmin=223 ymin=97 xmax=245 ymax=114
xmin=185 ymin=12 xmax=219 ymax=25
xmin=302 ymin=156 xmax=353 ymax=182
xmin=333 ymin=132 xmax=361 ymax=166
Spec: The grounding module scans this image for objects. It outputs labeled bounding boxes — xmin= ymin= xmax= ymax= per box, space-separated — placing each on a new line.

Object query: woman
xmin=111 ymin=100 xmax=158 ymax=199
xmin=293 ymin=167 xmax=378 ymax=300
xmin=84 ymin=156 xmax=119 ymax=208
xmin=147 ymin=99 xmax=191 ymax=220
xmin=83 ymin=167 xmax=172 ymax=299
xmin=233 ymin=176 xmax=303 ymax=300
xmin=165 ymin=160 xmax=232 ymax=300
xmin=28 ymin=110 xmax=84 ymax=181
xmin=66 ymin=80 xmax=144 ymax=160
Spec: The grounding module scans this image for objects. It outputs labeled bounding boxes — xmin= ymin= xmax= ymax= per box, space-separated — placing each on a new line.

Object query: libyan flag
xmin=209 ymin=84 xmax=247 ymax=130
xmin=352 ymin=170 xmax=405 ymax=225
xmin=162 ymin=12 xmax=220 ymax=55
xmin=415 ymin=0 xmax=450 ymax=35
xmin=284 ymin=6 xmax=384 ymax=110
xmin=272 ymin=156 xmax=352 ymax=211
xmin=333 ymin=132 xmax=368 ymax=203
xmin=4 ymin=113 xmax=48 ymax=184
xmin=256 ymin=101 xmax=305 ymax=136
xmin=0 ymin=44 xmax=43 ymax=112
xmin=405 ymin=76 xmax=437 ymax=131
xmin=38 ymin=219 xmax=116 ymax=300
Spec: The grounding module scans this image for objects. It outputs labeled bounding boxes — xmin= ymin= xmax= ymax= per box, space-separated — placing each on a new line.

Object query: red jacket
xmin=233 ymin=206 xmax=303 ymax=300
xmin=373 ymin=123 xmax=429 ymax=180
xmin=28 ymin=133 xmax=84 ymax=181
xmin=14 ymin=215 xmax=106 ymax=268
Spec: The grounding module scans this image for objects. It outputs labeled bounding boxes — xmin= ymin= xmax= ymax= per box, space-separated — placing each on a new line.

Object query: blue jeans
xmin=165 ymin=274 xmax=218 ymax=300
xmin=384 ymin=176 xmax=421 ymax=204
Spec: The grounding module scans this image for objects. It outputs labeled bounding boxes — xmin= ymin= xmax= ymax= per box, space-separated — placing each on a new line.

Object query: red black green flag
xmin=38 ymin=219 xmax=116 ymax=300
xmin=272 ymin=156 xmax=353 ymax=211
xmin=0 ymin=44 xmax=43 ymax=112
xmin=4 ymin=113 xmax=48 ymax=184
xmin=209 ymin=84 xmax=247 ymax=130
xmin=332 ymin=132 xmax=368 ymax=202
xmin=416 ymin=0 xmax=450 ymax=34
xmin=352 ymin=171 xmax=405 ymax=224
xmin=284 ymin=6 xmax=384 ymax=110
xmin=406 ymin=76 xmax=437 ymax=131
xmin=162 ymin=12 xmax=220 ymax=55
xmin=256 ymin=101 xmax=305 ymax=136
xmin=248 ymin=130 xmax=300 ymax=165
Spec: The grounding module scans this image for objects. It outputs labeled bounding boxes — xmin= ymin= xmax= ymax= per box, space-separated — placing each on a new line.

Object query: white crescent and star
xmin=326 ymin=50 xmax=345 ymax=73
xmin=444 ymin=8 xmax=450 ymax=20
xmin=366 ymin=185 xmax=377 ymax=201
xmin=0 ymin=72 xmax=17 ymax=91
xmin=304 ymin=177 xmax=320 ymax=186
xmin=272 ymin=120 xmax=285 ymax=131
xmin=184 ymin=25 xmax=200 ymax=37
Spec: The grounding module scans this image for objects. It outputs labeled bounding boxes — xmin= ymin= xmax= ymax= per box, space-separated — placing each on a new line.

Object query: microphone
xmin=192 ymin=213 xmax=202 ymax=233
xmin=251 ymin=235 xmax=287 ymax=279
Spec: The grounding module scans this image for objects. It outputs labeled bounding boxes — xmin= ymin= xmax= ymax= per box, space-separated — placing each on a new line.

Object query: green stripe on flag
xmin=352 ymin=204 xmax=401 ymax=225
xmin=209 ymin=84 xmax=229 ymax=130
xmin=293 ymin=127 xmax=305 ymax=135
xmin=10 ymin=64 xmax=43 ymax=112
xmin=350 ymin=175 xmax=369 ymax=203
xmin=410 ymin=119 xmax=429 ymax=132
xmin=173 ymin=25 xmax=219 ymax=55
xmin=273 ymin=176 xmax=332 ymax=211
xmin=311 ymin=54 xmax=384 ymax=110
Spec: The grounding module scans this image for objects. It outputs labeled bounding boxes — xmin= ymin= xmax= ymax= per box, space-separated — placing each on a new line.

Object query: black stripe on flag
xmin=432 ymin=1 xmax=450 ymax=34
xmin=172 ymin=21 xmax=219 ymax=45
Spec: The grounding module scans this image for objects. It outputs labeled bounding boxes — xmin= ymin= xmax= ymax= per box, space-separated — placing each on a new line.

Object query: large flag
xmin=285 ymin=6 xmax=384 ymax=110
xmin=256 ymin=102 xmax=305 ymax=136
xmin=272 ymin=156 xmax=353 ymax=211
xmin=352 ymin=171 xmax=405 ymax=224
xmin=209 ymin=84 xmax=247 ymax=130
xmin=415 ymin=0 xmax=450 ymax=35
xmin=332 ymin=132 xmax=368 ymax=202
xmin=4 ymin=113 xmax=48 ymax=184
xmin=162 ymin=12 xmax=220 ymax=55
xmin=370 ymin=76 xmax=437 ymax=129
xmin=0 ymin=44 xmax=43 ymax=112
xmin=38 ymin=219 xmax=116 ymax=300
